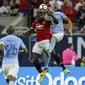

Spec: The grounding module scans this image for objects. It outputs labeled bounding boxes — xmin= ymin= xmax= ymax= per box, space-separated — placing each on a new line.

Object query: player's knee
xmin=33 ymin=53 xmax=40 ymax=65
xmin=51 ymin=51 xmax=61 ymax=63
xmin=44 ymin=50 xmax=51 ymax=57
xmin=8 ymin=75 xmax=16 ymax=81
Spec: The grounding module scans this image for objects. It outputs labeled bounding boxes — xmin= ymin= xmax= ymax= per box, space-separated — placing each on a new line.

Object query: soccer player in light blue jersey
xmin=44 ymin=6 xmax=72 ymax=74
xmin=0 ymin=26 xmax=28 ymax=85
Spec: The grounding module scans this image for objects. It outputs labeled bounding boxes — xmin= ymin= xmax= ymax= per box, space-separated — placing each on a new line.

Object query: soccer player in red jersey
xmin=25 ymin=10 xmax=58 ymax=82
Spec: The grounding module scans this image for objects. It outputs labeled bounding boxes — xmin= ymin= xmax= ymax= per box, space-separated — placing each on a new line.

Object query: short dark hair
xmin=47 ymin=4 xmax=51 ymax=7
xmin=67 ymin=43 xmax=73 ymax=48
xmin=6 ymin=25 xmax=15 ymax=34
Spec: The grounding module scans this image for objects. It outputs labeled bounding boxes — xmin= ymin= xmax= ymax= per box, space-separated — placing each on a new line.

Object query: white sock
xmin=9 ymin=81 xmax=15 ymax=85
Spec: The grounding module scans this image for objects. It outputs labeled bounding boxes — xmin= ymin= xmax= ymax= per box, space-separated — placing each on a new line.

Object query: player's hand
xmin=69 ymin=30 xmax=73 ymax=36
xmin=68 ymin=26 xmax=73 ymax=36
xmin=48 ymin=7 xmax=54 ymax=13
xmin=47 ymin=11 xmax=53 ymax=16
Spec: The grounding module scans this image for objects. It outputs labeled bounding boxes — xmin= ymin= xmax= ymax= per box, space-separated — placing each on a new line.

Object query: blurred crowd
xmin=0 ymin=0 xmax=85 ymax=34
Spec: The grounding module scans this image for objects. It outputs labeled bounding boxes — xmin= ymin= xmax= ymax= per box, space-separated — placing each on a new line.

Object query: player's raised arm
xmin=64 ymin=16 xmax=73 ymax=36
xmin=24 ymin=27 xmax=35 ymax=36
xmin=47 ymin=5 xmax=58 ymax=24
xmin=20 ymin=39 xmax=28 ymax=53
xmin=21 ymin=48 xmax=28 ymax=53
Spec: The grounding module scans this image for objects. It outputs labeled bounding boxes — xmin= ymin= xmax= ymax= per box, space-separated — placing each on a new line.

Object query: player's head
xmin=47 ymin=4 xmax=54 ymax=14
xmin=67 ymin=43 xmax=73 ymax=49
xmin=6 ymin=25 xmax=15 ymax=34
xmin=36 ymin=11 xmax=44 ymax=22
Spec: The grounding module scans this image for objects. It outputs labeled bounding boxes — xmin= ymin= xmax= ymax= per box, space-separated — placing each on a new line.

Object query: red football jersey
xmin=32 ymin=20 xmax=52 ymax=42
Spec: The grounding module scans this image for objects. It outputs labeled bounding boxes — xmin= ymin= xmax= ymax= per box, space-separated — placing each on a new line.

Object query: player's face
xmin=37 ymin=12 xmax=45 ymax=21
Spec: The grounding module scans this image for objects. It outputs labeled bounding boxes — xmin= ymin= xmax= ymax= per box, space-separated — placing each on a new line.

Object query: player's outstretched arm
xmin=65 ymin=17 xmax=73 ymax=36
xmin=23 ymin=48 xmax=28 ymax=53
xmin=24 ymin=27 xmax=35 ymax=36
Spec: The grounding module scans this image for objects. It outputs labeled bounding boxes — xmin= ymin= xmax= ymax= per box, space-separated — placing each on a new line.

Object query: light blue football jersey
xmin=0 ymin=35 xmax=26 ymax=64
xmin=51 ymin=12 xmax=66 ymax=33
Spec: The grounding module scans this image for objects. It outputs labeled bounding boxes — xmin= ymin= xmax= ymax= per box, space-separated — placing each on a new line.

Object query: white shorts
xmin=32 ymin=40 xmax=50 ymax=55
xmin=49 ymin=32 xmax=64 ymax=52
xmin=2 ymin=64 xmax=19 ymax=79
xmin=52 ymin=32 xmax=64 ymax=42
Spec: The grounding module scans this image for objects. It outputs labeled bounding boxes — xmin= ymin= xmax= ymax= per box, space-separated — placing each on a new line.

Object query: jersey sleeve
xmin=32 ymin=21 xmax=36 ymax=29
xmin=61 ymin=12 xmax=67 ymax=19
xmin=20 ymin=39 xmax=26 ymax=49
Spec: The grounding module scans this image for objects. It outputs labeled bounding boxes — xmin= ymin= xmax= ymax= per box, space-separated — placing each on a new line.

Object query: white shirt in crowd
xmin=0 ymin=6 xmax=10 ymax=14
xmin=49 ymin=0 xmax=63 ymax=9
xmin=74 ymin=2 xmax=82 ymax=12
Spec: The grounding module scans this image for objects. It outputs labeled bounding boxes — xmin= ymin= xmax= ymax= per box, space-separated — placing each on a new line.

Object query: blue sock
xmin=45 ymin=56 xmax=51 ymax=69
xmin=9 ymin=81 xmax=15 ymax=85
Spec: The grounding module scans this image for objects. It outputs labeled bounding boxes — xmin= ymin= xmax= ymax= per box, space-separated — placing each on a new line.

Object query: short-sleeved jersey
xmin=51 ymin=12 xmax=66 ymax=33
xmin=0 ymin=35 xmax=26 ymax=64
xmin=32 ymin=20 xmax=52 ymax=42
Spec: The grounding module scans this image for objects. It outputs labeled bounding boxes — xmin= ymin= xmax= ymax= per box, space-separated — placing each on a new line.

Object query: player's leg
xmin=8 ymin=75 xmax=16 ymax=85
xmin=33 ymin=52 xmax=47 ymax=82
xmin=33 ymin=52 xmax=43 ymax=73
xmin=32 ymin=42 xmax=43 ymax=73
xmin=33 ymin=40 xmax=50 ymax=83
xmin=51 ymin=48 xmax=70 ymax=74
xmin=6 ymin=79 xmax=9 ymax=85
xmin=7 ymin=64 xmax=19 ymax=85
xmin=52 ymin=33 xmax=70 ymax=73
xmin=44 ymin=37 xmax=56 ymax=69
xmin=2 ymin=64 xmax=9 ymax=85
xmin=44 ymin=50 xmax=51 ymax=69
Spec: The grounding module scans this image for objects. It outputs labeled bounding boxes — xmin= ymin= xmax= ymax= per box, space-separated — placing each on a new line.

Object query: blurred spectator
xmin=32 ymin=0 xmax=40 ymax=19
xmin=16 ymin=0 xmax=20 ymax=4
xmin=63 ymin=1 xmax=77 ymax=33
xmin=10 ymin=0 xmax=20 ymax=4
xmin=80 ymin=24 xmax=85 ymax=34
xmin=0 ymin=0 xmax=10 ymax=15
xmin=0 ymin=25 xmax=5 ymax=33
xmin=19 ymin=0 xmax=30 ymax=14
xmin=49 ymin=0 xmax=63 ymax=9
xmin=10 ymin=0 xmax=19 ymax=16
xmin=63 ymin=1 xmax=77 ymax=23
xmin=42 ymin=0 xmax=49 ymax=4
xmin=62 ymin=43 xmax=78 ymax=66
xmin=80 ymin=56 xmax=85 ymax=66
xmin=0 ymin=0 xmax=3 ymax=7
xmin=49 ymin=0 xmax=55 ymax=8
xmin=74 ymin=0 xmax=80 ymax=4
xmin=77 ymin=2 xmax=85 ymax=31
xmin=74 ymin=0 xmax=84 ymax=12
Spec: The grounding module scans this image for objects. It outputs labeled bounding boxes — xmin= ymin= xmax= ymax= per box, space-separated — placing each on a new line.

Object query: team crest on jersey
xmin=36 ymin=24 xmax=44 ymax=29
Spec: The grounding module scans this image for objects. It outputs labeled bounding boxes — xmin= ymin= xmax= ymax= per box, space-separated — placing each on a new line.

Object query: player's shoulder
xmin=0 ymin=35 xmax=7 ymax=41
xmin=14 ymin=35 xmax=22 ymax=41
xmin=33 ymin=20 xmax=38 ymax=23
xmin=54 ymin=11 xmax=64 ymax=15
xmin=8 ymin=35 xmax=22 ymax=41
xmin=32 ymin=20 xmax=39 ymax=25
